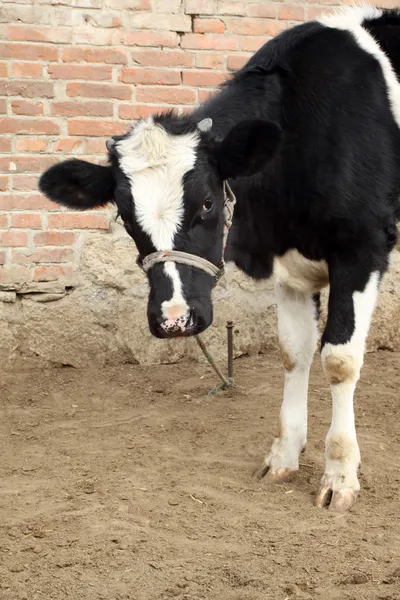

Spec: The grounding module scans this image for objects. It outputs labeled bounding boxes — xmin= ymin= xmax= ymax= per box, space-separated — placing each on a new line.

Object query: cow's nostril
xmin=160 ymin=314 xmax=188 ymax=334
xmin=158 ymin=309 xmax=199 ymax=336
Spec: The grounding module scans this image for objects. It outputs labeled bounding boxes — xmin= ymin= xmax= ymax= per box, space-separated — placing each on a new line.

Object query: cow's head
xmin=39 ymin=113 xmax=280 ymax=338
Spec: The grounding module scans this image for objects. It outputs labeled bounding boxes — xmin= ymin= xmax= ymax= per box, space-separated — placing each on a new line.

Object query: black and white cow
xmin=39 ymin=6 xmax=400 ymax=512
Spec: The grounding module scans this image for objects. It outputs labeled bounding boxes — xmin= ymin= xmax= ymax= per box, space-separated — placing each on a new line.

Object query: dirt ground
xmin=1 ymin=349 xmax=400 ymax=600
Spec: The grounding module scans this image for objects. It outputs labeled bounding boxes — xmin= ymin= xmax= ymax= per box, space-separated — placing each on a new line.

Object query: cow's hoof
xmin=253 ymin=463 xmax=298 ymax=483
xmin=267 ymin=467 xmax=298 ymax=483
xmin=316 ymin=486 xmax=358 ymax=512
xmin=252 ymin=462 xmax=270 ymax=481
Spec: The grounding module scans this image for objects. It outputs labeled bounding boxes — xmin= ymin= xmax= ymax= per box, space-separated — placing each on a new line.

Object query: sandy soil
xmin=1 ymin=350 xmax=400 ymax=600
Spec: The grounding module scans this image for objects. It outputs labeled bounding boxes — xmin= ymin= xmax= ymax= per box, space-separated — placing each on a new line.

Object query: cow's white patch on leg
xmin=116 ymin=118 xmax=199 ymax=315
xmin=318 ymin=271 xmax=379 ymax=511
xmin=256 ymin=283 xmax=319 ymax=482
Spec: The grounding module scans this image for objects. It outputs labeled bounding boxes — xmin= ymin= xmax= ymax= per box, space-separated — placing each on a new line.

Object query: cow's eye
xmin=202 ymin=199 xmax=213 ymax=213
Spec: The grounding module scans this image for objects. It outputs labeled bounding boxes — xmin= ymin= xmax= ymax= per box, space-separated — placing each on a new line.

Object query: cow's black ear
xmin=39 ymin=159 xmax=115 ymax=210
xmin=217 ymin=120 xmax=281 ymax=180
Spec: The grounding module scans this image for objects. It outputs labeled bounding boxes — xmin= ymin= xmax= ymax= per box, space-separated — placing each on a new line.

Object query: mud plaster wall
xmin=1 ymin=213 xmax=399 ymax=370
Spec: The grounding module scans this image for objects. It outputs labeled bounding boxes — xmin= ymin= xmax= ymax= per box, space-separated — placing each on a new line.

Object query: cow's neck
xmin=192 ymin=76 xmax=282 ymax=279
xmin=192 ymin=71 xmax=281 ymax=140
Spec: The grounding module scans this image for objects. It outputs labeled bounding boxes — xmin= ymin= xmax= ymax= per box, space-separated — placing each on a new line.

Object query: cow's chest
xmin=273 ymin=249 xmax=329 ymax=293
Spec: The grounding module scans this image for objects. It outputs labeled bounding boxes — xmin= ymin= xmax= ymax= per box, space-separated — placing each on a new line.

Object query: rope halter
xmin=139 ymin=181 xmax=236 ymax=285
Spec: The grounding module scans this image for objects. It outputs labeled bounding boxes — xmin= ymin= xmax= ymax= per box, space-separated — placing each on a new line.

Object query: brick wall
xmin=0 ymin=0 xmax=397 ymax=292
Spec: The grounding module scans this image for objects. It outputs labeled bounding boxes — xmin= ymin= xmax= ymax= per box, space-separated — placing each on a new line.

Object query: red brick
xmin=195 ymin=53 xmax=225 ymax=69
xmin=130 ymin=13 xmax=191 ymax=32
xmin=48 ymin=64 xmax=113 ymax=81
xmin=15 ymin=138 xmax=47 ymax=153
xmin=227 ymin=54 xmax=250 ymax=70
xmin=0 ymin=80 xmax=54 ymax=98
xmin=54 ymin=138 xmax=84 ymax=153
xmin=119 ymin=104 xmax=168 ymax=120
xmin=198 ymin=89 xmax=217 ymax=103
xmin=12 ymin=176 xmax=38 ymax=191
xmin=73 ymin=28 xmax=121 ymax=46
xmin=185 ymin=0 xmax=216 ymax=15
xmin=13 ymin=247 xmax=73 ymax=264
xmin=194 ymin=18 xmax=225 ymax=34
xmin=0 ymin=194 xmax=50 ymax=210
xmin=85 ymin=138 xmax=110 ymax=154
xmin=241 ymin=36 xmax=269 ymax=52
xmin=0 ymin=3 xmax=34 ymax=21
xmin=0 ymin=251 xmax=6 ymax=266
xmin=8 ymin=25 xmax=72 ymax=44
xmin=104 ymin=0 xmax=150 ymax=9
xmin=48 ymin=213 xmax=110 ymax=230
xmin=0 ymin=215 xmax=8 ymax=229
xmin=0 ymin=194 xmax=59 ymax=210
xmin=33 ymin=265 xmax=72 ymax=282
xmin=0 ymin=99 xmax=6 ymax=114
xmin=0 ymin=194 xmax=23 ymax=210
xmin=11 ymin=213 xmax=42 ymax=229
xmin=153 ymin=0 xmax=181 ymax=11
xmin=62 ymin=47 xmax=128 ymax=64
xmin=0 ymin=177 xmax=8 ymax=192
xmin=12 ymin=100 xmax=44 ymax=116
xmin=66 ymin=82 xmax=131 ymax=100
xmin=50 ymin=101 xmax=113 ymax=118
xmin=15 ymin=195 xmax=57 ymax=210
xmin=119 ymin=67 xmax=181 ymax=85
xmin=34 ymin=231 xmax=77 ymax=246
xmin=0 ymin=231 xmax=29 ymax=247
xmin=374 ymin=0 xmax=400 ymax=6
xmin=131 ymin=49 xmax=193 ymax=67
xmin=181 ymin=34 xmax=238 ymax=51
xmin=78 ymin=13 xmax=122 ymax=29
xmin=225 ymin=17 xmax=284 ymax=36
xmin=12 ymin=62 xmax=43 ymax=78
xmin=182 ymin=70 xmax=226 ymax=87
xmin=307 ymin=7 xmax=326 ymax=20
xmin=136 ymin=86 xmax=196 ymax=104
xmin=5 ymin=157 xmax=57 ymax=178
xmin=0 ymin=266 xmax=31 ymax=284
xmin=0 ymin=64 xmax=7 ymax=78
xmin=218 ymin=1 xmax=246 ymax=16
xmin=68 ymin=120 xmax=128 ymax=137
xmin=0 ymin=118 xmax=59 ymax=135
xmin=309 ymin=0 xmax=341 ymax=4
xmin=247 ymin=3 xmax=278 ymax=18
xmin=0 ymin=139 xmax=12 ymax=153
xmin=123 ymin=30 xmax=178 ymax=48
xmin=279 ymin=6 xmax=305 ymax=21
xmin=0 ymin=43 xmax=58 ymax=62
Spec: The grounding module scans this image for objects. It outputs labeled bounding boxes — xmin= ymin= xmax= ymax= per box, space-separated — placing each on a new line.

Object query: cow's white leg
xmin=256 ymin=283 xmax=319 ymax=482
xmin=316 ymin=270 xmax=380 ymax=512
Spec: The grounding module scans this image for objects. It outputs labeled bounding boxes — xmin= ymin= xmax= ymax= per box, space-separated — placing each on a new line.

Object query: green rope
xmin=194 ymin=335 xmax=234 ymax=395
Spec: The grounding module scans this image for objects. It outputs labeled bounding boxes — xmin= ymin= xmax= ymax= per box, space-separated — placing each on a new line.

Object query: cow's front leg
xmin=316 ymin=266 xmax=381 ymax=512
xmin=256 ymin=283 xmax=319 ymax=482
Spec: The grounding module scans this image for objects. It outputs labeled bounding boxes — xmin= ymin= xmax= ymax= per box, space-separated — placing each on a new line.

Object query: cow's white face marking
xmin=116 ymin=117 xmax=200 ymax=322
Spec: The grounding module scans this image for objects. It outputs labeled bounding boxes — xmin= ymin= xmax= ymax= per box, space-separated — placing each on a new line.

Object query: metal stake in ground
xmin=226 ymin=320 xmax=234 ymax=381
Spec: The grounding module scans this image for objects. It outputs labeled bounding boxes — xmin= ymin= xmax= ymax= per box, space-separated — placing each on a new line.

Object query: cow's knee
xmin=321 ymin=344 xmax=362 ymax=385
xmin=278 ymin=341 xmax=297 ymax=372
